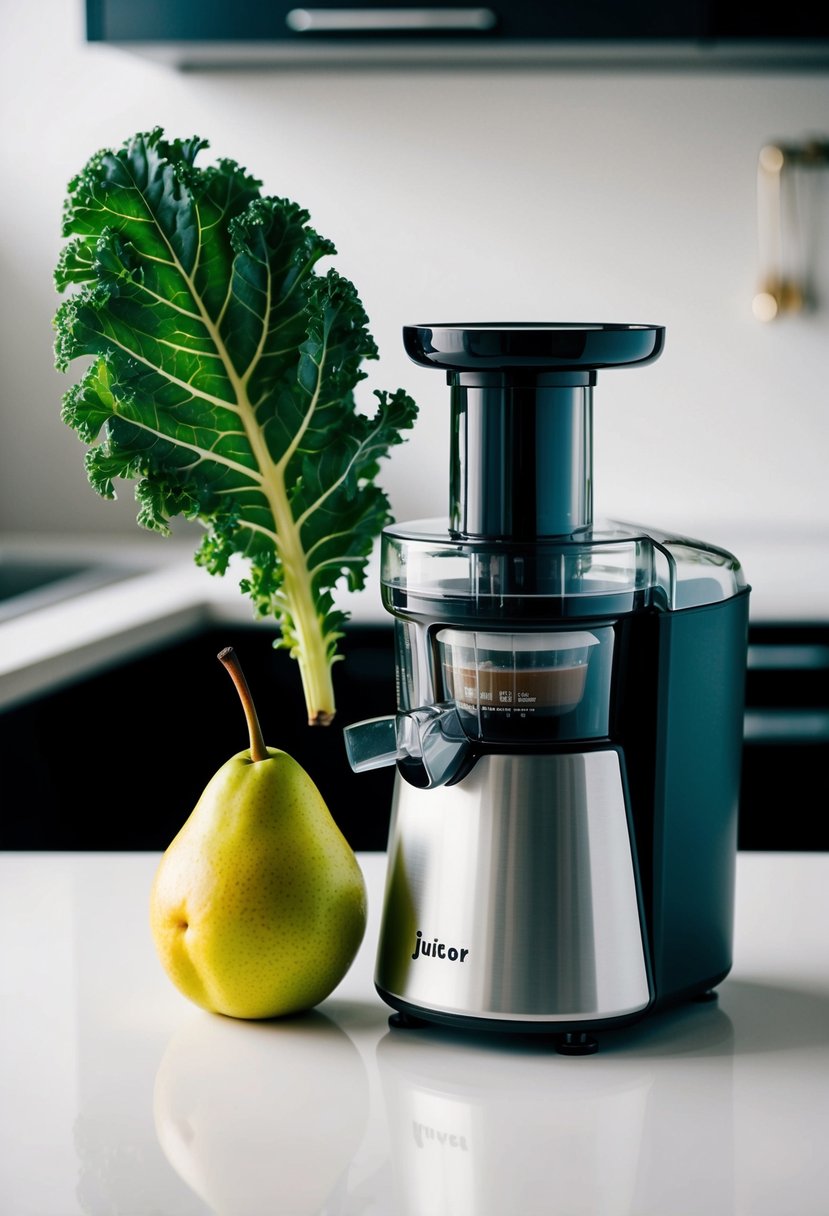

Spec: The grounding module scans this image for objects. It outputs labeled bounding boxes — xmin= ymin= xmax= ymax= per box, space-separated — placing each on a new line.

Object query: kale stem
xmin=218 ymin=647 xmax=269 ymax=763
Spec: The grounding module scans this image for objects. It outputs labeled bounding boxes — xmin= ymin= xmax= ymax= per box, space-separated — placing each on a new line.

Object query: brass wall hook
xmin=752 ymin=138 xmax=829 ymax=322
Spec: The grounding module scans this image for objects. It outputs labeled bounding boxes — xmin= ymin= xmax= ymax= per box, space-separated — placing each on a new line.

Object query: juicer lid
xmin=436 ymin=628 xmax=601 ymax=652
xmin=403 ymin=323 xmax=665 ymax=373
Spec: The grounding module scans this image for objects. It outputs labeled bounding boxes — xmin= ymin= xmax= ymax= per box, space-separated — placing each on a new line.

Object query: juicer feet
xmin=388 ymin=1010 xmax=602 ymax=1050
xmin=388 ymin=1010 xmax=430 ymax=1030
xmin=555 ymin=1031 xmax=599 ymax=1056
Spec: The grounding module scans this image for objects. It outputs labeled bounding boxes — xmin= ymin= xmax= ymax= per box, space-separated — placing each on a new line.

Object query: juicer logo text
xmin=412 ymin=930 xmax=469 ymax=963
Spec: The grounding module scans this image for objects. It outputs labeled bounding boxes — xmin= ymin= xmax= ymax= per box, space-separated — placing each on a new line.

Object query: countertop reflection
xmin=1 ymin=851 xmax=827 ymax=1215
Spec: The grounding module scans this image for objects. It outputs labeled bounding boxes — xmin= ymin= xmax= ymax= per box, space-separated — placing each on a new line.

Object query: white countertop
xmin=1 ymin=524 xmax=828 ymax=713
xmin=1 ymin=849 xmax=828 ymax=1215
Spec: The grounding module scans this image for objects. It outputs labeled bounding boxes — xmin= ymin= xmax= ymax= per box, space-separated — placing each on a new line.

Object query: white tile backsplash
xmin=1 ymin=0 xmax=828 ymax=542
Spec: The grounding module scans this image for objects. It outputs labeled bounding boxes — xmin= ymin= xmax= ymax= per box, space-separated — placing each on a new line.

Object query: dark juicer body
xmin=345 ymin=324 xmax=750 ymax=1053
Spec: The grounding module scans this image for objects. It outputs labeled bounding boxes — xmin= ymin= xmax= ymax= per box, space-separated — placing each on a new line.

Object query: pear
xmin=149 ymin=646 xmax=368 ymax=1020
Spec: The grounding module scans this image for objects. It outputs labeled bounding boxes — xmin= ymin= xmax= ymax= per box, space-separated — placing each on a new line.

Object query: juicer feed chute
xmin=404 ymin=322 xmax=664 ymax=542
xmin=344 ymin=323 xmax=750 ymax=1053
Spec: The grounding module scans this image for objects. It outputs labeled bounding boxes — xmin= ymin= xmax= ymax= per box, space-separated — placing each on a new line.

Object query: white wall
xmin=2 ymin=0 xmax=828 ymax=559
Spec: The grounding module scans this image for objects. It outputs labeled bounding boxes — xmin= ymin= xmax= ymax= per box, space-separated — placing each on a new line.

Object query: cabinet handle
xmin=752 ymin=139 xmax=829 ymax=322
xmin=286 ymin=7 xmax=497 ymax=33
xmin=747 ymin=642 xmax=829 ymax=671
xmin=744 ymin=710 xmax=829 ymax=744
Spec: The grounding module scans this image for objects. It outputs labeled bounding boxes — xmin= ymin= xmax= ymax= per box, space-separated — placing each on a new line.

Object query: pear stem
xmin=218 ymin=647 xmax=269 ymax=763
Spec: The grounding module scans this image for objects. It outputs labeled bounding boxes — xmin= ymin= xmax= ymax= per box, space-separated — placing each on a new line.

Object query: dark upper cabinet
xmin=85 ymin=1 xmax=829 ymax=68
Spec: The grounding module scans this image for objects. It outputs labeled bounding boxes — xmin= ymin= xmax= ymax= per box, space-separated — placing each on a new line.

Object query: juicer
xmin=344 ymin=323 xmax=750 ymax=1053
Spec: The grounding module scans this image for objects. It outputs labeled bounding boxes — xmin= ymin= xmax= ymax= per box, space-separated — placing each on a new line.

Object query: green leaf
xmin=54 ymin=127 xmax=418 ymax=725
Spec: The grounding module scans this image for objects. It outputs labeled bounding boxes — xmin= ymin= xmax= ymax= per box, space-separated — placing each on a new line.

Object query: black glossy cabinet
xmin=85 ymin=0 xmax=829 ymax=68
xmin=741 ymin=623 xmax=829 ymax=851
xmin=1 ymin=624 xmax=398 ymax=853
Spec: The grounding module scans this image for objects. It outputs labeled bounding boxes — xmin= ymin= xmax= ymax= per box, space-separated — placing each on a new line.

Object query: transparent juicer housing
xmin=381 ymin=519 xmax=745 ymax=748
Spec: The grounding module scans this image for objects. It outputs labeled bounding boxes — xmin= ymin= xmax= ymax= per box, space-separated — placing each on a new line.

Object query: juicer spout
xmin=343 ymin=704 xmax=472 ymax=789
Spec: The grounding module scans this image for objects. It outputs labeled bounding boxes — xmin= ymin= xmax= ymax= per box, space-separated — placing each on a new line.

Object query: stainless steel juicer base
xmin=375 ymin=750 xmax=652 ymax=1025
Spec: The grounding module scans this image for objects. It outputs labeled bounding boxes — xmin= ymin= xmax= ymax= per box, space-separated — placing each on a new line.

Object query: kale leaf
xmin=54 ymin=128 xmax=417 ymax=725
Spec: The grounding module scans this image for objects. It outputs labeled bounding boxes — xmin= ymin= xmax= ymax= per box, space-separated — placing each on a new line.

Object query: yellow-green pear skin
xmin=149 ymin=746 xmax=367 ymax=1020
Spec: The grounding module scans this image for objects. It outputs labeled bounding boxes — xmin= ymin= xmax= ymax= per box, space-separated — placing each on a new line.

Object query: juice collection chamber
xmin=345 ymin=324 xmax=750 ymax=1053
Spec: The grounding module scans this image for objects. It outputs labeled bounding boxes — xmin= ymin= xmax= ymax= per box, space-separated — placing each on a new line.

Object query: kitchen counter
xmin=0 ymin=535 xmax=383 ymax=712
xmin=1 ymin=524 xmax=828 ymax=712
xmin=1 ymin=849 xmax=828 ymax=1215
xmin=0 ymin=533 xmax=391 ymax=713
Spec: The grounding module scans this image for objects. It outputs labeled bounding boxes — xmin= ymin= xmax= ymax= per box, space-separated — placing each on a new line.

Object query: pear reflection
xmin=377 ymin=1002 xmax=735 ymax=1216
xmin=154 ymin=1010 xmax=369 ymax=1216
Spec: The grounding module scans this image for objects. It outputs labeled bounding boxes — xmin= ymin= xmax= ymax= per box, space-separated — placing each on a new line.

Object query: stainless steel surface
xmin=285 ymin=7 xmax=497 ymax=32
xmin=376 ymin=750 xmax=650 ymax=1023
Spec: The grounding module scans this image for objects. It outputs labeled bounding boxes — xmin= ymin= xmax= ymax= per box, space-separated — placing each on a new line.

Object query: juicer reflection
xmin=344 ymin=324 xmax=750 ymax=1053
